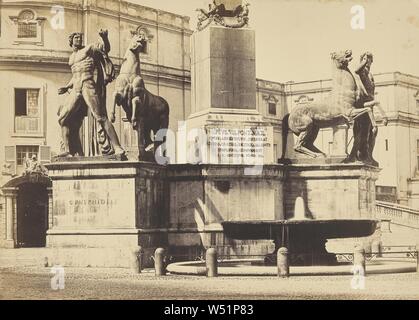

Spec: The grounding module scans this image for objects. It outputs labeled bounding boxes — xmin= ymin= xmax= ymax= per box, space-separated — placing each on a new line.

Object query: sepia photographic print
xmin=0 ymin=0 xmax=418 ymax=307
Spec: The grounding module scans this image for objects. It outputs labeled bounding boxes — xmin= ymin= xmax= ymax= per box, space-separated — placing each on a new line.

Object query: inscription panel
xmin=53 ymin=178 xmax=135 ymax=229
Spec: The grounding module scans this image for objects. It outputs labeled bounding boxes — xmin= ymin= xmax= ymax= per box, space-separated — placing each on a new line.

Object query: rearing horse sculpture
xmin=281 ymin=50 xmax=377 ymax=160
xmin=111 ymin=33 xmax=170 ymax=161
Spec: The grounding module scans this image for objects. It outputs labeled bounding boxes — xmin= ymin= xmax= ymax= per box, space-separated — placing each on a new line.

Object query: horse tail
xmin=280 ymin=113 xmax=290 ymax=163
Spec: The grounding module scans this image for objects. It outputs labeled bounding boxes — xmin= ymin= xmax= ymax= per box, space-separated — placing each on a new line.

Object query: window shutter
xmin=40 ymin=145 xmax=51 ymax=164
xmin=5 ymin=146 xmax=15 ymax=162
xmin=4 ymin=146 xmax=16 ymax=176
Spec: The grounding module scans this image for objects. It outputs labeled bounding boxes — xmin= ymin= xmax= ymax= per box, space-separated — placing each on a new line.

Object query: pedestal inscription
xmin=207 ymin=127 xmax=273 ymax=164
xmin=53 ymin=179 xmax=135 ymax=229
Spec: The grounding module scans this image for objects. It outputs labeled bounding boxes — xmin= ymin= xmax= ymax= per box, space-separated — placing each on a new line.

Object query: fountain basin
xmin=222 ymin=219 xmax=378 ymax=240
xmin=221 ymin=219 xmax=378 ymax=265
xmin=166 ymin=258 xmax=416 ymax=276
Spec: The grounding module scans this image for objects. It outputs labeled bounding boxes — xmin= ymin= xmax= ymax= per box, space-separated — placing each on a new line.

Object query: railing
xmin=376 ymin=200 xmax=419 ymax=227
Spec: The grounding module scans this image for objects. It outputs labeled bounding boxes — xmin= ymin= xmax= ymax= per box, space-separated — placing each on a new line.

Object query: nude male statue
xmin=344 ymin=52 xmax=388 ymax=166
xmin=57 ymin=29 xmax=125 ymax=157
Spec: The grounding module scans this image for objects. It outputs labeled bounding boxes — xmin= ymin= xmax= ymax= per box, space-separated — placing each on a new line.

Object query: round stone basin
xmin=167 ymin=258 xmax=416 ymax=276
xmin=222 ymin=219 xmax=378 ymax=241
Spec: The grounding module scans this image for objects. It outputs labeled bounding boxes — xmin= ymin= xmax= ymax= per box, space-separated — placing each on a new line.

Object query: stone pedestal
xmin=45 ymin=161 xmax=168 ymax=268
xmin=191 ymin=26 xmax=256 ymax=112
xmin=180 ymin=25 xmax=274 ymax=165
xmin=284 ymin=163 xmax=380 ymax=220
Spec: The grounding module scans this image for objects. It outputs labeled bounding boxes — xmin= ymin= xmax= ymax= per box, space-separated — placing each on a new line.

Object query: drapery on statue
xmin=280 ymin=50 xmax=378 ymax=160
xmin=111 ymin=32 xmax=170 ymax=161
xmin=343 ymin=52 xmax=388 ymax=166
xmin=57 ymin=29 xmax=126 ymax=158
xmin=196 ymin=1 xmax=250 ymax=31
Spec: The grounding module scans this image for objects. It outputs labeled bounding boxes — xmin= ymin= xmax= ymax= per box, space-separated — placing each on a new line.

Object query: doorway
xmin=16 ymin=183 xmax=48 ymax=247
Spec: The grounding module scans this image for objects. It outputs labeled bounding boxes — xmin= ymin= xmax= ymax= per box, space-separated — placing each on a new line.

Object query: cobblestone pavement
xmin=0 ymin=266 xmax=419 ymax=300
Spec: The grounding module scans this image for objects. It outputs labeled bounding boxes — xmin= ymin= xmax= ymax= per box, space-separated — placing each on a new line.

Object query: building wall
xmin=256 ymin=79 xmax=285 ymax=161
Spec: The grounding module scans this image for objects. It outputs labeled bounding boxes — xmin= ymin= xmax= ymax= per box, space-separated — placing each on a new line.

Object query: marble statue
xmin=280 ymin=50 xmax=378 ymax=160
xmin=111 ymin=31 xmax=169 ymax=161
xmin=57 ymin=29 xmax=125 ymax=158
xmin=343 ymin=52 xmax=388 ymax=166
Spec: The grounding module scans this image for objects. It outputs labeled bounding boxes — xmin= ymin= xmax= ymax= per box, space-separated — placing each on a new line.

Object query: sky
xmin=132 ymin=0 xmax=419 ymax=83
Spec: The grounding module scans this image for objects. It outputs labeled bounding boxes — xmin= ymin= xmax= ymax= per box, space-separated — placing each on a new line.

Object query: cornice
xmin=0 ymin=54 xmax=191 ymax=85
xmin=1 ymin=1 xmax=193 ymax=35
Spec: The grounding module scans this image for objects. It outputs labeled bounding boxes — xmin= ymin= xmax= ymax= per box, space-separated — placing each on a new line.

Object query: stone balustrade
xmin=375 ymin=201 xmax=419 ymax=227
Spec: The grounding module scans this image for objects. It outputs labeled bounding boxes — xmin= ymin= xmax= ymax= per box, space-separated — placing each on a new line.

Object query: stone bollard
xmin=353 ymin=245 xmax=366 ymax=275
xmin=277 ymin=247 xmax=289 ymax=278
xmin=363 ymin=241 xmax=372 ymax=255
xmin=206 ymin=248 xmax=218 ymax=277
xmin=132 ymin=248 xmax=143 ymax=273
xmin=372 ymin=240 xmax=382 ymax=257
xmin=154 ymin=248 xmax=166 ymax=276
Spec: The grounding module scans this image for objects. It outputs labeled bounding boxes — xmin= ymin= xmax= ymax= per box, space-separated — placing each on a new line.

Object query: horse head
xmin=330 ymin=50 xmax=353 ymax=69
xmin=128 ymin=33 xmax=147 ymax=56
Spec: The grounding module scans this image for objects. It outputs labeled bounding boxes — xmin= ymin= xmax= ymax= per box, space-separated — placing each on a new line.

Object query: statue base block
xmin=45 ymin=161 xmax=168 ymax=268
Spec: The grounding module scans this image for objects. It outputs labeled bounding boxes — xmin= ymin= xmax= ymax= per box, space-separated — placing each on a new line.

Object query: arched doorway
xmin=2 ymin=173 xmax=51 ymax=248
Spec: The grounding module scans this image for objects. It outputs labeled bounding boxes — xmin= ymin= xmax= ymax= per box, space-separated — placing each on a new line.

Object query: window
xmin=16 ymin=146 xmax=39 ymax=165
xmin=17 ymin=11 xmax=38 ymax=38
xmin=14 ymin=88 xmax=40 ymax=134
xmin=9 ymin=10 xmax=45 ymax=45
xmin=376 ymin=186 xmax=397 ymax=203
xmin=18 ymin=23 xmax=37 ymax=38
xmin=262 ymin=94 xmax=279 ymax=117
xmin=268 ymin=102 xmax=277 ymax=115
xmin=17 ymin=10 xmax=37 ymax=38
xmin=4 ymin=145 xmax=49 ymax=176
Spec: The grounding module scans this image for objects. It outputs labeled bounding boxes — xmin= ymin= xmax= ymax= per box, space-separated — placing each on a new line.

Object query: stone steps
xmin=380 ymin=223 xmax=419 ymax=247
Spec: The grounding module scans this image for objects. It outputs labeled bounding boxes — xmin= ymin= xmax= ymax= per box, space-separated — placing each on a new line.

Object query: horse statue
xmin=111 ymin=33 xmax=170 ymax=161
xmin=280 ymin=50 xmax=377 ymax=160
